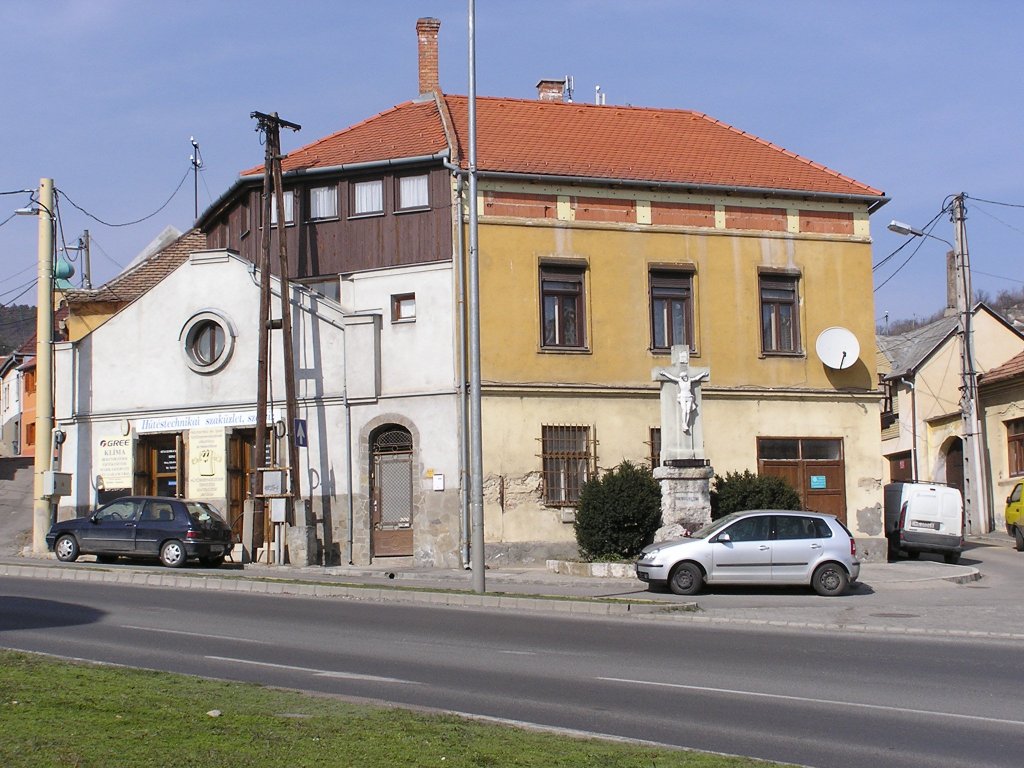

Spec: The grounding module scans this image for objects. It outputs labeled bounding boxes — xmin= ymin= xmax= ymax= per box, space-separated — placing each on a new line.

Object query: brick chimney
xmin=536 ymin=79 xmax=566 ymax=101
xmin=417 ymin=17 xmax=441 ymax=94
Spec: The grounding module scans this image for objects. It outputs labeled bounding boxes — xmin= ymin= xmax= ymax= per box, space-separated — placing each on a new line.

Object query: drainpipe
xmin=906 ymin=378 xmax=918 ymax=481
xmin=343 ymin=326 xmax=355 ymax=565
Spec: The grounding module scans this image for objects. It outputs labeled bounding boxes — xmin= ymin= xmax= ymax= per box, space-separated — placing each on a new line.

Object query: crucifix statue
xmin=652 ymin=346 xmax=710 ymax=464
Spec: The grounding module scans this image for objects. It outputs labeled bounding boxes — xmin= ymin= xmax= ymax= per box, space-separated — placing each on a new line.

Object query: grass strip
xmin=0 ymin=650 xmax=789 ymax=768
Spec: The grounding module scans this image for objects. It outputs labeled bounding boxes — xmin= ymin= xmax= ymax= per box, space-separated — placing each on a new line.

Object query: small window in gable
xmin=309 ymin=185 xmax=338 ymax=220
xmin=353 ymin=179 xmax=384 ymax=216
xmin=398 ymin=174 xmax=429 ymax=211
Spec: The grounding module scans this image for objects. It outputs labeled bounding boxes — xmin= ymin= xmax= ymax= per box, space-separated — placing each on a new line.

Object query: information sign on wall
xmin=95 ymin=436 xmax=133 ymax=489
xmin=187 ymin=427 xmax=227 ymax=499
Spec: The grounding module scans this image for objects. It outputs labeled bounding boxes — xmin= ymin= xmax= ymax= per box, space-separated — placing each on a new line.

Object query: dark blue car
xmin=46 ymin=496 xmax=235 ymax=568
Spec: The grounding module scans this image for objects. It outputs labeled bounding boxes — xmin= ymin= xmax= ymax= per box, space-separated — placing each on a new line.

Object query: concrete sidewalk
xmin=4 ymin=535 xmax=1013 ymax=640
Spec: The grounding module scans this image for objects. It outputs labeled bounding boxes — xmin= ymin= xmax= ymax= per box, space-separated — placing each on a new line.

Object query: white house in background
xmin=54 ymin=246 xmax=462 ymax=567
xmin=878 ymin=303 xmax=1024 ymax=533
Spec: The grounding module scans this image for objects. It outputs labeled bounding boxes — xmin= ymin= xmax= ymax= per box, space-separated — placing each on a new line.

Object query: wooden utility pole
xmin=251 ymin=110 xmax=301 ymax=562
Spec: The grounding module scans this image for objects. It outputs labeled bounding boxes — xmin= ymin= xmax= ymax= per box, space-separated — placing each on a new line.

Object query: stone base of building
xmin=654 ymin=464 xmax=714 ymax=541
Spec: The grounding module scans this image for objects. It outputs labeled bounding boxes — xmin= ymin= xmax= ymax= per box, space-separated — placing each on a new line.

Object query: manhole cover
xmin=871 ymin=613 xmax=919 ymax=619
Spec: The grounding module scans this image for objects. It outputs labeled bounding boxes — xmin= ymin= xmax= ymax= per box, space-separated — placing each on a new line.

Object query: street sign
xmin=294 ymin=418 xmax=307 ymax=447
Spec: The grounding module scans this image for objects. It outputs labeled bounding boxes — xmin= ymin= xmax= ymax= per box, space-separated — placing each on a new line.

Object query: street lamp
xmin=886 ymin=201 xmax=990 ymax=533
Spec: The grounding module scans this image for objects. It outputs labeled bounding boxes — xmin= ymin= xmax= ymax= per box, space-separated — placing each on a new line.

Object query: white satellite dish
xmin=815 ymin=327 xmax=860 ymax=370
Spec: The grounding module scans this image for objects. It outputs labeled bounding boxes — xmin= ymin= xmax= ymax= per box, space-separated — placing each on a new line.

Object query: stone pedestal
xmin=653 ymin=463 xmax=713 ymax=541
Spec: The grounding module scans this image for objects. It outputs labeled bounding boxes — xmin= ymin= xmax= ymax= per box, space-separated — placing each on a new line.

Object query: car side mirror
xmin=90 ymin=514 xmax=101 ymax=524
xmin=716 ymin=533 xmax=732 ymax=544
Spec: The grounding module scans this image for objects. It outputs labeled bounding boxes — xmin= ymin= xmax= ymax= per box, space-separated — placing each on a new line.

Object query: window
xmin=24 ymin=422 xmax=35 ymax=448
xmin=23 ymin=369 xmax=36 ymax=395
xmin=269 ymin=190 xmax=294 ymax=226
xmin=760 ymin=274 xmax=800 ymax=353
xmin=1009 ymin=419 xmax=1024 ymax=476
xmin=297 ymin=277 xmax=340 ymax=301
xmin=650 ymin=270 xmax=693 ymax=351
xmin=540 ymin=425 xmax=594 ymax=507
xmin=391 ymin=293 xmax=416 ymax=323
xmin=180 ymin=311 xmax=237 ymax=374
xmin=648 ymin=427 xmax=662 ymax=470
xmin=398 ymin=174 xmax=429 ymax=210
xmin=353 ymin=179 xmax=383 ymax=215
xmin=721 ymin=515 xmax=771 ymax=542
xmin=540 ymin=265 xmax=586 ymax=349
xmin=309 ymin=185 xmax=338 ymax=220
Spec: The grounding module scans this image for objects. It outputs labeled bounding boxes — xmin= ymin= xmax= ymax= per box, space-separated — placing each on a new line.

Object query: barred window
xmin=1009 ymin=419 xmax=1024 ymax=477
xmin=540 ymin=425 xmax=595 ymax=507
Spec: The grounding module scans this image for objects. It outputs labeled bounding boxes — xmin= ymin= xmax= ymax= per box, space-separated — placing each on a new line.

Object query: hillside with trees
xmin=878 ymin=286 xmax=1024 ymax=335
xmin=0 ymin=305 xmax=36 ymax=357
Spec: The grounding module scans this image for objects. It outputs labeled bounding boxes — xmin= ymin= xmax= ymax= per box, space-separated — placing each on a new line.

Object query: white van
xmin=883 ymin=482 xmax=964 ymax=564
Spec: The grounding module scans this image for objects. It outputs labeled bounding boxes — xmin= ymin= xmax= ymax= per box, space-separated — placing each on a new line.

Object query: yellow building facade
xmin=473 ymin=181 xmax=886 ymax=559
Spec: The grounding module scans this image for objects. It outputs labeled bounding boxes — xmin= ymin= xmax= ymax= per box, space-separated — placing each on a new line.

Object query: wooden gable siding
xmin=204 ymin=166 xmax=452 ymax=278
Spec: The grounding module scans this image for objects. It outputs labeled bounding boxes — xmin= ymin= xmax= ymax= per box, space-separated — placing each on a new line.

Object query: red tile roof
xmin=243 ymin=99 xmax=448 ymax=176
xmin=243 ymin=93 xmax=882 ymax=199
xmin=64 ymin=229 xmax=207 ymax=306
xmin=981 ymin=349 xmax=1024 ymax=386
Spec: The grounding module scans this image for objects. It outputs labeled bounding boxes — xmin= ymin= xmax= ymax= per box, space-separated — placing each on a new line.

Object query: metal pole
xmin=32 ymin=178 xmax=55 ymax=554
xmin=467 ymin=0 xmax=485 ymax=592
xmin=952 ymin=194 xmax=989 ymax=532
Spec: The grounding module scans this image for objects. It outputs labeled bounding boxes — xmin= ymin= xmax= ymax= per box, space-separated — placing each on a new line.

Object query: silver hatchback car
xmin=635 ymin=510 xmax=860 ymax=596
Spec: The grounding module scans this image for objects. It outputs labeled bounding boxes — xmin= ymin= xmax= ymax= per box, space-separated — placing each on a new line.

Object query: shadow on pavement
xmin=0 ymin=596 xmax=106 ymax=632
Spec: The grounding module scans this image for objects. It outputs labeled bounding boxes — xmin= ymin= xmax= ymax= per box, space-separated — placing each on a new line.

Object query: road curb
xmin=0 ymin=562 xmax=682 ymax=617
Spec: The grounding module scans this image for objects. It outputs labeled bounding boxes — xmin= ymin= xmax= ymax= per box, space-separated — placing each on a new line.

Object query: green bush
xmin=574 ymin=460 xmax=662 ymax=560
xmin=710 ymin=470 xmax=801 ymax=520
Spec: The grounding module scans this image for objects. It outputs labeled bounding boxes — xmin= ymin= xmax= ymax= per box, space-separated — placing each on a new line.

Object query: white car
xmin=635 ymin=510 xmax=860 ymax=597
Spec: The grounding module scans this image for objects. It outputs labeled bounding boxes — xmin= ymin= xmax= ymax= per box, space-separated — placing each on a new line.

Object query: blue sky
xmin=2 ymin=0 xmax=1022 ymax=326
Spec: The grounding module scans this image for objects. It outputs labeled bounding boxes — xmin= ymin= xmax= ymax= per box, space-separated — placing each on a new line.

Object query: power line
xmin=965 ymin=194 xmax=1024 ymax=209
xmin=56 ymin=167 xmax=190 ymax=228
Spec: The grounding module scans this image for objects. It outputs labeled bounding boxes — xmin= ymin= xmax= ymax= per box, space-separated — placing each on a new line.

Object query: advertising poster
xmin=95 ymin=435 xmax=133 ymax=490
xmin=186 ymin=427 xmax=226 ymax=499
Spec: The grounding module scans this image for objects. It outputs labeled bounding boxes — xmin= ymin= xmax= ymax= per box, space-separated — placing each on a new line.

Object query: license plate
xmin=910 ymin=520 xmax=938 ymax=530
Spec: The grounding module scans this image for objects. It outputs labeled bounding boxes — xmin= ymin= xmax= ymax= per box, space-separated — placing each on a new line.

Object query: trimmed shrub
xmin=710 ymin=470 xmax=801 ymax=520
xmin=574 ymin=460 xmax=662 ymax=560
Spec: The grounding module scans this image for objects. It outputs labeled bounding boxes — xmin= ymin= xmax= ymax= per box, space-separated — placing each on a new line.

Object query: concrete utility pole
xmin=32 ymin=178 xmax=54 ymax=554
xmin=951 ymin=194 xmax=989 ymax=533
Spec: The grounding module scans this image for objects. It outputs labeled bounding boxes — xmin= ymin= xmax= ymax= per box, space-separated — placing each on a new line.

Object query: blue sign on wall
xmin=294 ymin=418 xmax=308 ymax=448
xmin=810 ymin=475 xmax=827 ymax=489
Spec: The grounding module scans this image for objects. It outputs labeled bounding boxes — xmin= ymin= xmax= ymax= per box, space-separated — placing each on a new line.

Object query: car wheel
xmin=943 ymin=551 xmax=961 ymax=565
xmin=159 ymin=540 xmax=187 ymax=568
xmin=668 ymin=562 xmax=703 ymax=596
xmin=812 ymin=562 xmax=849 ymax=596
xmin=199 ymin=555 xmax=225 ymax=568
xmin=1015 ymin=527 xmax=1024 ymax=553
xmin=54 ymin=535 xmax=79 ymax=563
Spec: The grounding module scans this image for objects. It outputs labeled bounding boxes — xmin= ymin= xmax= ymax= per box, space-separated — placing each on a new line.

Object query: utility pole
xmin=251 ymin=111 xmax=301 ymax=563
xmin=190 ymin=137 xmax=203 ymax=220
xmin=32 ymin=178 xmax=54 ymax=554
xmin=951 ymin=194 xmax=989 ymax=533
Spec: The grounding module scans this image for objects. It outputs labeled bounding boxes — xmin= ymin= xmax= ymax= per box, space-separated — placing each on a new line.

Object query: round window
xmin=180 ymin=311 xmax=236 ymax=374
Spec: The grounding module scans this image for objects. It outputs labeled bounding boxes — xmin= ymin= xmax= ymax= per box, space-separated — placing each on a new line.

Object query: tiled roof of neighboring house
xmin=242 ymin=99 xmax=448 ymax=177
xmin=980 ymin=348 xmax=1024 ymax=386
xmin=877 ymin=314 xmax=959 ymax=380
xmin=238 ymin=94 xmax=883 ymax=200
xmin=63 ymin=229 xmax=206 ymax=307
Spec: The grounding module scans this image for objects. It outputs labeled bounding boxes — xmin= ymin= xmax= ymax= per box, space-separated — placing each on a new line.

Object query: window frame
xmin=268 ymin=189 xmax=295 ymax=227
xmin=649 ymin=268 xmax=694 ymax=352
xmin=309 ymin=184 xmax=339 ymax=221
xmin=1009 ymin=418 xmax=1024 ymax=477
xmin=391 ymin=293 xmax=416 ymax=323
xmin=396 ymin=173 xmax=429 ymax=212
xmin=539 ymin=263 xmax=587 ymax=351
xmin=539 ymin=424 xmax=595 ymax=507
xmin=759 ymin=273 xmax=801 ymax=355
xmin=180 ymin=310 xmax=237 ymax=375
xmin=351 ymin=178 xmax=384 ymax=217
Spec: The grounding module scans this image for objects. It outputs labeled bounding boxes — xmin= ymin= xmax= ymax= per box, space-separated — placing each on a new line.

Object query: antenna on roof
xmin=564 ymin=75 xmax=574 ymax=103
xmin=189 ymin=136 xmax=203 ymax=220
xmin=594 ymin=85 xmax=606 ymax=106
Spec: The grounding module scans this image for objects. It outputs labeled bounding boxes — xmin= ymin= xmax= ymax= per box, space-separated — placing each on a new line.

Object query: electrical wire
xmin=1 ymin=278 xmax=38 ymax=307
xmin=56 ymin=167 xmax=190 ymax=228
xmin=965 ymin=194 xmax=1024 ymax=209
xmin=872 ymin=206 xmax=950 ymax=272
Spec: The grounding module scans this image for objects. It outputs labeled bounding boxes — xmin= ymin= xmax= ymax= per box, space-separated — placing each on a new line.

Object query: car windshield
xmin=690 ymin=512 xmax=745 ymax=540
xmin=185 ymin=502 xmax=226 ymax=525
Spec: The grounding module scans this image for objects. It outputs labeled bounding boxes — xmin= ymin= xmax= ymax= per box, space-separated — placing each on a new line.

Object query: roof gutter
xmin=197 ymin=150 xmax=451 ymax=229
xmin=445 ymin=168 xmax=888 ymax=212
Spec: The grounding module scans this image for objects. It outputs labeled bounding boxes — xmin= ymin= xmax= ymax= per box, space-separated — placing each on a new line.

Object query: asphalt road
xmin=2 ymin=575 xmax=1022 ymax=768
